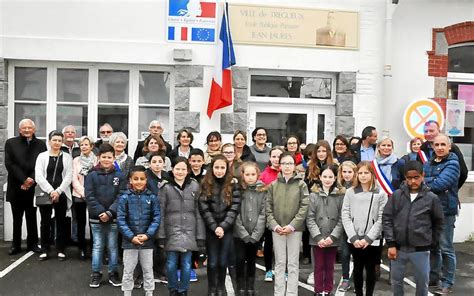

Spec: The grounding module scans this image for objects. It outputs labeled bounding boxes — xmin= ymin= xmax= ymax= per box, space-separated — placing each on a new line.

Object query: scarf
xmin=115 ymin=152 xmax=128 ymax=167
xmin=376 ymin=153 xmax=398 ymax=181
xmin=207 ymin=147 xmax=222 ymax=157
xmin=79 ymin=152 xmax=96 ymax=176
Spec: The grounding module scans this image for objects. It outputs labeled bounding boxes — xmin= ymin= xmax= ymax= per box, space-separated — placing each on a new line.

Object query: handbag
xmin=35 ymin=153 xmax=61 ymax=206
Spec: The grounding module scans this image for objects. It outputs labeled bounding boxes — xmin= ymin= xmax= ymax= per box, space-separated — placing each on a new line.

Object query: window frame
xmin=447 ymin=42 xmax=474 ymax=182
xmin=248 ymin=69 xmax=337 ymax=105
xmin=8 ymin=61 xmax=175 ymax=156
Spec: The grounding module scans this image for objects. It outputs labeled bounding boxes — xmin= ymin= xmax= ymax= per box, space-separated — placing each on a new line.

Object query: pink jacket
xmin=72 ymin=156 xmax=97 ymax=199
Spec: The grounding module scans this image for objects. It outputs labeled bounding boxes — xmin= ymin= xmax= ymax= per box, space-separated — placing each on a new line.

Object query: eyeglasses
xmin=335 ymin=143 xmax=346 ymax=146
xmin=256 ymin=133 xmax=266 ymax=137
xmin=100 ymin=130 xmax=113 ymax=134
xmin=223 ymin=151 xmax=235 ymax=155
xmin=280 ymin=162 xmax=295 ymax=166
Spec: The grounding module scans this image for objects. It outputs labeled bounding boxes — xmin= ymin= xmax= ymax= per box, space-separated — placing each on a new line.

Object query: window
xmin=251 ymin=75 xmax=332 ymax=99
xmin=14 ymin=67 xmax=47 ymax=137
xmin=9 ymin=62 xmax=173 ymax=154
xmin=448 ymin=44 xmax=474 ymax=171
xmin=98 ymin=70 xmax=130 ymax=135
xmin=137 ymin=71 xmax=171 ymax=140
xmin=57 ymin=69 xmax=89 ymax=135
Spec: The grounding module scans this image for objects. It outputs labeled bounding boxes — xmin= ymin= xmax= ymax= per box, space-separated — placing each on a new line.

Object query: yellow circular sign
xmin=403 ymin=99 xmax=445 ymax=139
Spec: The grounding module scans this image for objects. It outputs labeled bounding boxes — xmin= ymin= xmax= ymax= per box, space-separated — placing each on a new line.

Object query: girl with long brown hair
xmin=199 ymin=154 xmax=241 ymax=296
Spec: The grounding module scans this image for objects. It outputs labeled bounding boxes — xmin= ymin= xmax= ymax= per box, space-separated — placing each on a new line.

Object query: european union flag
xmin=191 ymin=28 xmax=215 ymax=42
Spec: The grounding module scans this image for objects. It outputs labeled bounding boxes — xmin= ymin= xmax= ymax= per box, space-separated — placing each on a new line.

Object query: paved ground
xmin=0 ymin=242 xmax=472 ymax=295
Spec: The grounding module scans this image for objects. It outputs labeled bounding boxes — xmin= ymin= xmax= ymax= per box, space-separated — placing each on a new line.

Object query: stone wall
xmin=220 ymin=67 xmax=248 ymax=134
xmin=173 ymin=65 xmax=203 ymax=134
xmin=335 ymin=72 xmax=356 ymax=137
xmin=0 ymin=58 xmax=8 ymax=239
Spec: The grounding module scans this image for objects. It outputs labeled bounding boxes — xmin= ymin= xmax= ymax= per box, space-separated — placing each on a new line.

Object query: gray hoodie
xmin=342 ymin=185 xmax=388 ymax=245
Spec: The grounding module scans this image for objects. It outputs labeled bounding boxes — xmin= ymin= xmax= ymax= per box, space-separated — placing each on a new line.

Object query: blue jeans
xmin=167 ymin=251 xmax=192 ymax=293
xmin=340 ymin=233 xmax=351 ymax=280
xmin=391 ymin=250 xmax=430 ymax=296
xmin=90 ymin=223 xmax=119 ymax=273
xmin=433 ymin=215 xmax=456 ymax=288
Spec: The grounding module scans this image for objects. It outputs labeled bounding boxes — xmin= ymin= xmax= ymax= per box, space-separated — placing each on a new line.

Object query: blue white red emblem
xmin=418 ymin=150 xmax=428 ymax=164
xmin=371 ymin=159 xmax=394 ymax=196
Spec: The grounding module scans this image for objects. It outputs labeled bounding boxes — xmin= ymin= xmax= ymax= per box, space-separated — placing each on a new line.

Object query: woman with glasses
xmin=222 ymin=143 xmax=241 ymax=178
xmin=285 ymin=135 xmax=303 ymax=166
xmin=266 ymin=151 xmax=309 ymax=296
xmin=332 ymin=135 xmax=356 ymax=164
xmin=249 ymin=127 xmax=271 ymax=171
xmin=204 ymin=131 xmax=223 ymax=165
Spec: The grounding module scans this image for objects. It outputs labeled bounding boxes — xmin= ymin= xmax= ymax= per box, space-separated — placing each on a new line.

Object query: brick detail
xmin=430 ymin=97 xmax=447 ymax=115
xmin=427 ymin=51 xmax=448 ymax=77
xmin=428 ymin=22 xmax=474 ymax=78
xmin=444 ymin=22 xmax=474 ymax=45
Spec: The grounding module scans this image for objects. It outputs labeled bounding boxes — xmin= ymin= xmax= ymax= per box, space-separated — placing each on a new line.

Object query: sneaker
xmin=57 ymin=252 xmax=67 ymax=261
xmin=338 ymin=279 xmax=351 ymax=292
xmin=307 ymin=272 xmax=314 ymax=285
xmin=133 ymin=278 xmax=143 ymax=289
xmin=39 ymin=252 xmax=49 ymax=261
xmin=156 ymin=275 xmax=168 ymax=284
xmin=190 ymin=269 xmax=198 ymax=282
xmin=434 ymin=287 xmax=452 ymax=295
xmin=108 ymin=272 xmax=122 ymax=287
xmin=264 ymin=270 xmax=273 ymax=282
xmin=89 ymin=272 xmax=102 ymax=288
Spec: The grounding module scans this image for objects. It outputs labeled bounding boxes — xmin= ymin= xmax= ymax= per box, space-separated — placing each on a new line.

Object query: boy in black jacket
xmin=382 ymin=161 xmax=444 ymax=296
xmin=85 ymin=144 xmax=127 ymax=288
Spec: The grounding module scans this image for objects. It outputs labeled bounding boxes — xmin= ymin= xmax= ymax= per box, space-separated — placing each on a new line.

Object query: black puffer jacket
xmin=199 ymin=179 xmax=241 ymax=232
xmin=117 ymin=188 xmax=161 ymax=249
xmin=158 ymin=178 xmax=205 ymax=252
xmin=382 ymin=183 xmax=444 ymax=251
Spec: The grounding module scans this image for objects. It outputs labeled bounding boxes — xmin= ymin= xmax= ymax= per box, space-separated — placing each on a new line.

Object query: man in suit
xmin=5 ymin=119 xmax=46 ymax=255
xmin=133 ymin=120 xmax=172 ymax=161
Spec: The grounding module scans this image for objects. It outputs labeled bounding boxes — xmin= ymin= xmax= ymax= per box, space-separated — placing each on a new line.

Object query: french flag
xmin=207 ymin=2 xmax=236 ymax=118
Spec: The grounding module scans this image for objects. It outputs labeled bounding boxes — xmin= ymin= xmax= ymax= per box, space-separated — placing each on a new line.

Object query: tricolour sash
xmin=418 ymin=150 xmax=428 ymax=164
xmin=371 ymin=159 xmax=394 ymax=196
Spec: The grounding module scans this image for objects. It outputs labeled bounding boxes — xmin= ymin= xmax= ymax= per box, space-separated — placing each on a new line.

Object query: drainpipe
xmin=382 ymin=0 xmax=398 ymax=138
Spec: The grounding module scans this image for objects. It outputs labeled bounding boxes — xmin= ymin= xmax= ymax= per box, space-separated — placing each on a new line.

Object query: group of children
xmin=85 ymin=141 xmax=444 ymax=296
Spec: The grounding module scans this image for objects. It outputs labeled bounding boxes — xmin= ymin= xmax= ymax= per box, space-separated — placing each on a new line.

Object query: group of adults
xmin=5 ymin=117 xmax=467 ymax=294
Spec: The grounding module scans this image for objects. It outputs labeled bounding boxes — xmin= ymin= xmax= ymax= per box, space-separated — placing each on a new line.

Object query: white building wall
xmin=386 ymin=0 xmax=474 ymax=153
xmin=388 ymin=0 xmax=474 ymax=242
xmin=1 ymin=0 xmax=387 ymax=143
